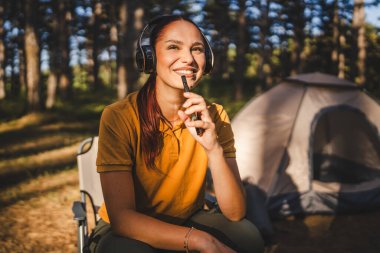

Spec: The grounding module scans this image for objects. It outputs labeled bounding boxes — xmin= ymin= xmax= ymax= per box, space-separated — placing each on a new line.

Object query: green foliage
xmin=72 ymin=66 xmax=90 ymax=91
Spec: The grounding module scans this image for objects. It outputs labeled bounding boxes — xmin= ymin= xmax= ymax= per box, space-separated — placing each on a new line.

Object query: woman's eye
xmin=167 ymin=45 xmax=179 ymax=50
xmin=192 ymin=47 xmax=205 ymax=53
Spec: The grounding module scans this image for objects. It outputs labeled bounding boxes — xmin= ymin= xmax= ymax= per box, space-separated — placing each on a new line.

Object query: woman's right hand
xmin=189 ymin=229 xmax=236 ymax=253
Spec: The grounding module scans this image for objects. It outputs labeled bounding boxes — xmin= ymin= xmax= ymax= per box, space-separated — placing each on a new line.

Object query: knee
xmin=235 ymin=219 xmax=265 ymax=253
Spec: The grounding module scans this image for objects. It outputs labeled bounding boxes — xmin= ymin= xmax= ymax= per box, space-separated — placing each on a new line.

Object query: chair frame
xmin=72 ymin=137 xmax=100 ymax=253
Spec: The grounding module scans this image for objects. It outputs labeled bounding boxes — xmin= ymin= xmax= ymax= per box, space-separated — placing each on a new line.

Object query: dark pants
xmin=87 ymin=209 xmax=264 ymax=253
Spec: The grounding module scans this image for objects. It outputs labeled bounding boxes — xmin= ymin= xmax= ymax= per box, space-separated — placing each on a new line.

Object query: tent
xmin=232 ymin=72 xmax=380 ymax=218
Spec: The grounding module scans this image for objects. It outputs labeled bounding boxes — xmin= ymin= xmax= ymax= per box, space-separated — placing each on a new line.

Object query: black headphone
xmin=135 ymin=15 xmax=214 ymax=75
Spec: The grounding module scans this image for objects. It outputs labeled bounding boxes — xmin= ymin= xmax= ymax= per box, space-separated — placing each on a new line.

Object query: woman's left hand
xmin=178 ymin=92 xmax=220 ymax=153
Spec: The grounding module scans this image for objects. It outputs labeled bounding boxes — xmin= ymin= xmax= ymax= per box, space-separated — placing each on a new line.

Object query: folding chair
xmin=72 ymin=137 xmax=103 ymax=253
xmin=71 ymin=136 xmax=218 ymax=253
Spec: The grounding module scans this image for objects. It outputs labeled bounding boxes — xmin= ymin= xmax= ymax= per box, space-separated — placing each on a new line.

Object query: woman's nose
xmin=180 ymin=49 xmax=194 ymax=63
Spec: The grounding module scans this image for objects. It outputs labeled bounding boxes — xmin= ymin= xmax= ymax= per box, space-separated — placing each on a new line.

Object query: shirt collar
xmin=159 ymin=119 xmax=185 ymax=134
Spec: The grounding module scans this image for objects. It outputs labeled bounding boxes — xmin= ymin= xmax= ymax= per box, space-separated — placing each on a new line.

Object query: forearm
xmin=207 ymin=145 xmax=246 ymax=221
xmin=111 ymin=209 xmax=209 ymax=251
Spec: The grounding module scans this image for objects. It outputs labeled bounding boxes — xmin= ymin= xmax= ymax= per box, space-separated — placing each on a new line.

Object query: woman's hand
xmin=178 ymin=92 xmax=220 ymax=153
xmin=189 ymin=229 xmax=237 ymax=253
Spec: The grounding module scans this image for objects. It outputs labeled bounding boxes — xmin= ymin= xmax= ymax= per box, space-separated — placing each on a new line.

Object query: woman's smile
xmin=173 ymin=67 xmax=198 ymax=79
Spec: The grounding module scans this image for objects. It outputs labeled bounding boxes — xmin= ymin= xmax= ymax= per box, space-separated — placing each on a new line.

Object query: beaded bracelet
xmin=184 ymin=226 xmax=195 ymax=253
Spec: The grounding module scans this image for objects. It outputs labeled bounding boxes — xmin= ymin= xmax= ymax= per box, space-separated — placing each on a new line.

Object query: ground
xmin=1 ymin=112 xmax=380 ymax=253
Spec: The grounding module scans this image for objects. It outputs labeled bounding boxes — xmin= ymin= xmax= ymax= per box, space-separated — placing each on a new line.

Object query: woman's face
xmin=154 ymin=20 xmax=206 ymax=91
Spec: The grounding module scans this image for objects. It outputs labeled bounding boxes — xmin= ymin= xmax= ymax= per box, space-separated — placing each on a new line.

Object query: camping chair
xmin=72 ymin=137 xmax=102 ymax=253
xmin=72 ymin=136 xmax=218 ymax=253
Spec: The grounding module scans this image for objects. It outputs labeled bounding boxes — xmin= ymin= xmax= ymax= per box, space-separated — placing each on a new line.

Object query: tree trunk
xmin=109 ymin=0 xmax=118 ymax=88
xmin=58 ymin=1 xmax=72 ymax=99
xmin=46 ymin=1 xmax=59 ymax=109
xmin=338 ymin=32 xmax=346 ymax=79
xmin=126 ymin=4 xmax=143 ymax=92
xmin=330 ymin=0 xmax=339 ymax=75
xmin=0 ymin=2 xmax=5 ymax=100
xmin=290 ymin=1 xmax=306 ymax=75
xmin=212 ymin=40 xmax=229 ymax=79
xmin=257 ymin=0 xmax=272 ymax=91
xmin=116 ymin=0 xmax=128 ymax=99
xmin=203 ymin=0 xmax=231 ymax=80
xmin=92 ymin=1 xmax=102 ymax=91
xmin=46 ymin=73 xmax=57 ymax=109
xmin=353 ymin=0 xmax=366 ymax=85
xmin=18 ymin=42 xmax=26 ymax=97
xmin=24 ymin=0 xmax=41 ymax=112
xmin=234 ymin=0 xmax=247 ymax=100
xmin=116 ymin=1 xmax=143 ymax=99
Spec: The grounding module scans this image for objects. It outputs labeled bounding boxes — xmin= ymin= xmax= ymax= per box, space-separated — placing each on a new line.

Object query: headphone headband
xmin=135 ymin=15 xmax=214 ymax=74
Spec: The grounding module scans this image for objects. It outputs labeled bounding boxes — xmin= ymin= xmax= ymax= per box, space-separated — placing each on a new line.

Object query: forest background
xmin=1 ymin=0 xmax=380 ymax=117
xmin=0 ymin=1 xmax=380 ymax=253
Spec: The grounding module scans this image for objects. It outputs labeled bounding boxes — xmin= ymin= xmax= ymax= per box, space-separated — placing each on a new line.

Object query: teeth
xmin=175 ymin=70 xmax=193 ymax=75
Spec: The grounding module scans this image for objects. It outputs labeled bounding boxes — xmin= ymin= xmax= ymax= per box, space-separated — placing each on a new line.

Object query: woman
xmin=89 ymin=15 xmax=264 ymax=253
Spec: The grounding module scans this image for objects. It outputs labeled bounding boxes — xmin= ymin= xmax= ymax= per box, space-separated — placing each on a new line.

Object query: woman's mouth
xmin=174 ymin=69 xmax=197 ymax=77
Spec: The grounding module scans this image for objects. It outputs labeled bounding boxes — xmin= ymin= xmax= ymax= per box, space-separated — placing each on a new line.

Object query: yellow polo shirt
xmin=96 ymin=91 xmax=236 ymax=224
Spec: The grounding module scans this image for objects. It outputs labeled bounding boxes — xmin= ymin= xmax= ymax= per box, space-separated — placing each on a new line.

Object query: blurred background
xmin=0 ymin=0 xmax=380 ymax=253
xmin=0 ymin=0 xmax=380 ymax=118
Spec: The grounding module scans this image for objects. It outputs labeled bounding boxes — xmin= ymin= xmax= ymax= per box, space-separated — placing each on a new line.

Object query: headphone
xmin=135 ymin=15 xmax=214 ymax=75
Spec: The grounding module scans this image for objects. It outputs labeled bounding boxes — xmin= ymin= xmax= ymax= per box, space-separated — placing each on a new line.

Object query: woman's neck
xmin=155 ymin=81 xmax=185 ymax=122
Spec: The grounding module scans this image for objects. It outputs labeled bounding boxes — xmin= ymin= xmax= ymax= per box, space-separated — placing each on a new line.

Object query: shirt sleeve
xmin=210 ymin=104 xmax=236 ymax=158
xmin=96 ymin=107 xmax=135 ymax=172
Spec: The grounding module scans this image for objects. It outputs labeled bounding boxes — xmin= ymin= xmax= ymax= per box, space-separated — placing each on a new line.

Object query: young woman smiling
xmin=87 ymin=15 xmax=264 ymax=253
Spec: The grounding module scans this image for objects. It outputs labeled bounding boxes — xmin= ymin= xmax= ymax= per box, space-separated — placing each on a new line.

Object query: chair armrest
xmin=72 ymin=201 xmax=86 ymax=221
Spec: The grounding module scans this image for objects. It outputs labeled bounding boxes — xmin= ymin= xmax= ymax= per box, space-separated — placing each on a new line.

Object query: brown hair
xmin=137 ymin=74 xmax=164 ymax=171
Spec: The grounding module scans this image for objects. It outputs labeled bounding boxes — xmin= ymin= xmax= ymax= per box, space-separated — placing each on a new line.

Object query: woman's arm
xmin=100 ymin=170 xmax=236 ymax=252
xmin=207 ymin=153 xmax=246 ymax=221
xmin=179 ymin=92 xmax=246 ymax=221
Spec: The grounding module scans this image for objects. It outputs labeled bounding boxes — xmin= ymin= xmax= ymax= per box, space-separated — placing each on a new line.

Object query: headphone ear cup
xmin=136 ymin=45 xmax=156 ymax=73
xmin=136 ymin=49 xmax=145 ymax=72
xmin=142 ymin=45 xmax=156 ymax=73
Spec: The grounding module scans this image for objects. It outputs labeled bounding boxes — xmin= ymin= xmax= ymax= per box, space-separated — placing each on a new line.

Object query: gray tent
xmin=232 ymin=72 xmax=380 ymax=218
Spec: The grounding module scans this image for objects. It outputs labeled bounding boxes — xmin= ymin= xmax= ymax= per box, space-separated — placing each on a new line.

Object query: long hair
xmin=137 ymin=15 xmax=186 ymax=170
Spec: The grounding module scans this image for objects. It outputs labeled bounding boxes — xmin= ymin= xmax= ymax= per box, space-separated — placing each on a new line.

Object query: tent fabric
xmin=285 ymin=72 xmax=358 ymax=88
xmin=232 ymin=73 xmax=380 ymax=216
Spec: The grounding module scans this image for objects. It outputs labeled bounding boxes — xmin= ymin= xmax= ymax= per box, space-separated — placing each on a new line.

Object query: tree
xmin=57 ymin=0 xmax=73 ymax=99
xmin=46 ymin=1 xmax=60 ymax=108
xmin=24 ymin=0 xmax=41 ymax=112
xmin=87 ymin=0 xmax=102 ymax=90
xmin=233 ymin=0 xmax=249 ymax=100
xmin=114 ymin=0 xmax=128 ymax=99
xmin=204 ymin=0 xmax=233 ymax=79
xmin=352 ymin=0 xmax=365 ymax=85
xmin=254 ymin=0 xmax=276 ymax=89
xmin=0 ymin=1 xmax=5 ymax=100
xmin=124 ymin=1 xmax=144 ymax=94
